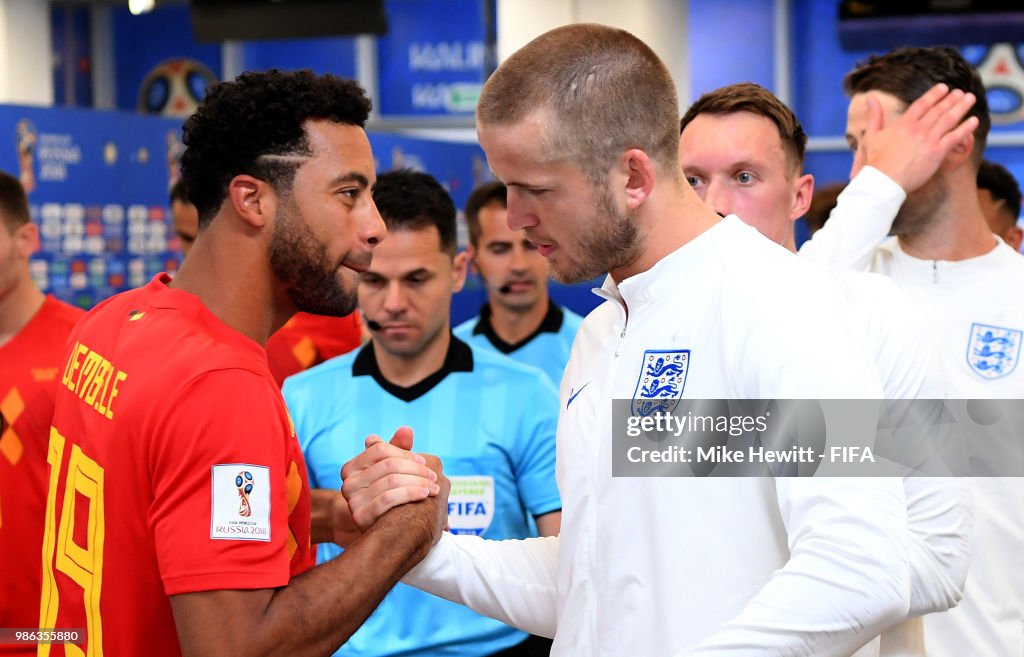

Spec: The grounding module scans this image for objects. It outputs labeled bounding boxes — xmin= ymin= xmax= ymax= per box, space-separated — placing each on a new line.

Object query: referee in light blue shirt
xmin=454 ymin=181 xmax=583 ymax=389
xmin=283 ymin=170 xmax=561 ymax=657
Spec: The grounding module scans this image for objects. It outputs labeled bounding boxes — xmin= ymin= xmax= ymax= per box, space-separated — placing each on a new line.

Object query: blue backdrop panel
xmin=51 ymin=5 xmax=93 ymax=108
xmin=113 ymin=5 xmax=222 ymax=113
xmin=1 ymin=105 xmax=183 ymax=309
xmin=792 ymin=2 xmax=1024 ymax=137
xmin=791 ymin=0 xmax=875 ymax=138
xmin=369 ymin=133 xmax=488 ymax=211
xmin=377 ymin=0 xmax=493 ymax=116
xmin=687 ymin=0 xmax=775 ymax=100
xmin=237 ymin=37 xmax=357 ymax=78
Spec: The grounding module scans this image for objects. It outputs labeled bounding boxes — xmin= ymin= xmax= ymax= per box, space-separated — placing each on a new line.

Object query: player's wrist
xmin=378 ymin=498 xmax=445 ymax=560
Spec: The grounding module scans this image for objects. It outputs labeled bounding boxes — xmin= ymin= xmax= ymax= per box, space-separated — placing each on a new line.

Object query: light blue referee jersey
xmin=454 ymin=301 xmax=582 ymax=389
xmin=282 ymin=336 xmax=561 ymax=657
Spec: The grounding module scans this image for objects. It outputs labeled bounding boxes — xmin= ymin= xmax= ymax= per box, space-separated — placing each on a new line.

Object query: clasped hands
xmin=324 ymin=426 xmax=450 ymax=548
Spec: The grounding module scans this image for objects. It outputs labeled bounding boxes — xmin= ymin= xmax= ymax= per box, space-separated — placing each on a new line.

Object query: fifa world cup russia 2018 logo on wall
xmin=15 ymin=118 xmax=36 ymax=194
xmin=236 ymin=470 xmax=255 ymax=517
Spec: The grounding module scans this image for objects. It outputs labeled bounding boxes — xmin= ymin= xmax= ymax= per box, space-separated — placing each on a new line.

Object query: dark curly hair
xmin=181 ymin=69 xmax=372 ymax=226
xmin=844 ymin=47 xmax=989 ymax=166
xmin=372 ymin=169 xmax=457 ymax=256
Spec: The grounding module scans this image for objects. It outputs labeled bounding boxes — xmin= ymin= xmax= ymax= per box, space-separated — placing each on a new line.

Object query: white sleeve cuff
xmin=798 ymin=166 xmax=907 ymax=270
xmin=402 ymin=532 xmax=560 ymax=638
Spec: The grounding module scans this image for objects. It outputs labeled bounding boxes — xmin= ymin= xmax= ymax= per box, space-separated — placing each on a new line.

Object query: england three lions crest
xmin=632 ymin=349 xmax=690 ymax=416
xmin=967 ymin=323 xmax=1021 ymax=380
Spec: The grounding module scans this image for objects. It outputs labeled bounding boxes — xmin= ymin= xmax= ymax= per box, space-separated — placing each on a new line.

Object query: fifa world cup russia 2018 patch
xmin=631 ymin=349 xmax=690 ymax=417
xmin=966 ymin=323 xmax=1021 ymax=380
xmin=210 ymin=464 xmax=272 ymax=541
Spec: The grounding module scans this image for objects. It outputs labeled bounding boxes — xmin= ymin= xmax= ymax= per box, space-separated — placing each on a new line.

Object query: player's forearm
xmin=903 ymin=477 xmax=971 ymax=615
xmin=173 ymin=500 xmax=439 ymax=657
xmin=262 ymin=502 xmax=438 ymax=655
xmin=798 ymin=166 xmax=905 ymax=270
xmin=402 ymin=532 xmax=560 ymax=638
xmin=678 ymin=479 xmax=911 ymax=656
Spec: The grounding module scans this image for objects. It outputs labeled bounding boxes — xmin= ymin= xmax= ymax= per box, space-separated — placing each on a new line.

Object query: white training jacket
xmin=406 ymin=216 xmax=911 ymax=656
xmin=800 ymin=166 xmax=1024 ymax=657
xmin=830 ymin=269 xmax=971 ymax=657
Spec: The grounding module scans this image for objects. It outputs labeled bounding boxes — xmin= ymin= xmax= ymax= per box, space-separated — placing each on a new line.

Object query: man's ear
xmin=790 ymin=173 xmax=814 ymax=221
xmin=1005 ymin=224 xmax=1023 ymax=253
xmin=13 ymin=221 xmax=40 ymax=258
xmin=452 ymin=250 xmax=469 ymax=293
xmin=464 ymin=244 xmax=479 ymax=275
xmin=942 ymin=132 xmax=976 ymax=172
xmin=227 ymin=175 xmax=275 ymax=228
xmin=619 ymin=148 xmax=656 ymax=212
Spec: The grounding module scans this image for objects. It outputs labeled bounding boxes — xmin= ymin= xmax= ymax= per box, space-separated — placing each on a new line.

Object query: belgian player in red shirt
xmin=42 ymin=70 xmax=449 ymax=657
xmin=0 ymin=171 xmax=84 ymax=655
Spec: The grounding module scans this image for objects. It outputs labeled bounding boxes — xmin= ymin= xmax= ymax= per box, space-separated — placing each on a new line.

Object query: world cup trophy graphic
xmin=236 ymin=470 xmax=254 ymax=518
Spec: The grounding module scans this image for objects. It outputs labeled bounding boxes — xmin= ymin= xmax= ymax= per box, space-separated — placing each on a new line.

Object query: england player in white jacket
xmin=342 ymin=24 xmax=913 ymax=657
xmin=800 ymin=47 xmax=1024 ymax=657
xmin=676 ymin=82 xmax=972 ymax=657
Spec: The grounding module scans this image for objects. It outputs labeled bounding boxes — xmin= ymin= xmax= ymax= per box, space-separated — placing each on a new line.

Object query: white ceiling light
xmin=128 ymin=0 xmax=156 ymax=15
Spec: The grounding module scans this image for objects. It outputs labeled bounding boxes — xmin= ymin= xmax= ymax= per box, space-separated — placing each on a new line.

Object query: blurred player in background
xmin=801 ymin=46 xmax=1024 ymax=657
xmin=0 ymin=170 xmax=83 ymax=654
xmin=455 ymin=181 xmax=582 ymax=387
xmin=678 ymin=81 xmax=970 ymax=656
xmin=976 ymin=159 xmax=1022 ymax=252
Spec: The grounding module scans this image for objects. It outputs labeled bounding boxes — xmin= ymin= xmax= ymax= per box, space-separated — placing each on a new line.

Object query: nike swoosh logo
xmin=567 ymin=382 xmax=591 ymax=409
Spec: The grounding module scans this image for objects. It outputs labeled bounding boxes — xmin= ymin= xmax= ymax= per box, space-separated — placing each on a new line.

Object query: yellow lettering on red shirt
xmin=104 ymin=371 xmax=128 ymax=420
xmin=59 ymin=342 xmax=129 ymax=422
xmin=75 ymin=351 xmax=103 ymax=397
xmin=82 ymin=358 xmax=112 ymax=408
xmin=61 ymin=342 xmax=87 ymax=390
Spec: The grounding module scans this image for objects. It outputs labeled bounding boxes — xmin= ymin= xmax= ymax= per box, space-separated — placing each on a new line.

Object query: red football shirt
xmin=265 ymin=311 xmax=363 ymax=386
xmin=0 ymin=296 xmax=83 ymax=656
xmin=42 ymin=275 xmax=314 ymax=656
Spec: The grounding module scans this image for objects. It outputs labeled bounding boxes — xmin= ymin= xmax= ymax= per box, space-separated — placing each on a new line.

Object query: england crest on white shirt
xmin=631 ymin=349 xmax=690 ymax=416
xmin=966 ymin=323 xmax=1021 ymax=380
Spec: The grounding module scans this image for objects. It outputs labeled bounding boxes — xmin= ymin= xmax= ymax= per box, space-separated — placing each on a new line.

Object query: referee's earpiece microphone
xmin=365 ymin=319 xmax=383 ymax=332
xmin=498 ymin=284 xmax=514 ymax=294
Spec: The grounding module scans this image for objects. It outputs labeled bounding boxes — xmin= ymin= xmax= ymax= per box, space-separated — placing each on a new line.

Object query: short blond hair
xmin=478 ymin=23 xmax=681 ymax=184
